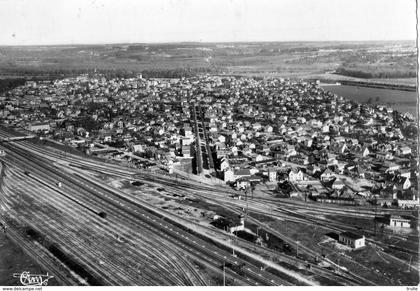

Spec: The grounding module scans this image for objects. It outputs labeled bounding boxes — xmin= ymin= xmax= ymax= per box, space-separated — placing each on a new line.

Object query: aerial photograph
xmin=0 ymin=0 xmax=418 ymax=288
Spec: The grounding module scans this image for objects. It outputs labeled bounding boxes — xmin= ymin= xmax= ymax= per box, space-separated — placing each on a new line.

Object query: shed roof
xmin=339 ymin=231 xmax=364 ymax=240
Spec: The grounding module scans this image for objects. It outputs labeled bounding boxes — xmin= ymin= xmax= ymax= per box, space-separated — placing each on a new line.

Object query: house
xmin=224 ymin=169 xmax=235 ymax=182
xmin=376 ymin=153 xmax=386 ymax=160
xmin=265 ymin=125 xmax=273 ymax=133
xmin=398 ymin=146 xmax=412 ymax=156
xmin=320 ymin=169 xmax=335 ymax=182
xmin=268 ymin=169 xmax=277 ymax=182
xmin=288 ymin=168 xmax=303 ymax=182
xmin=217 ymin=135 xmax=226 ymax=143
xmin=339 ymin=143 xmax=348 ymax=154
xmin=220 ymin=159 xmax=230 ymax=171
xmin=393 ymin=176 xmax=411 ymax=191
xmin=327 ymin=154 xmax=338 ymax=166
xmin=131 ymin=144 xmax=144 ymax=153
xmin=286 ymin=145 xmax=297 ymax=157
xmin=389 ymin=215 xmax=411 ymax=228
xmin=181 ymin=136 xmax=193 ymax=146
xmin=361 ymin=146 xmax=370 ymax=157
xmin=224 ymin=168 xmax=251 ymax=182
xmin=183 ymin=126 xmax=193 ymax=138
xmin=332 ymin=179 xmax=346 ymax=190
xmin=234 ymin=169 xmax=251 ymax=179
xmin=383 ymin=162 xmax=400 ymax=173
xmin=338 ymin=232 xmax=365 ymax=249
xmin=397 ymin=199 xmax=419 ymax=209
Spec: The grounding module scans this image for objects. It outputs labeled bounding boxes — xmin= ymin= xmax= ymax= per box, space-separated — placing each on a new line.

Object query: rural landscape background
xmin=0 ymin=41 xmax=416 ymax=82
xmin=1 ymin=40 xmax=416 ymax=115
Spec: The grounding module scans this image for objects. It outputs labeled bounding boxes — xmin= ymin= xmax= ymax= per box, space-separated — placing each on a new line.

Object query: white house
xmin=224 ymin=168 xmax=235 ymax=182
xmin=397 ymin=198 xmax=419 ymax=209
xmin=362 ymin=146 xmax=370 ymax=157
xmin=338 ymin=232 xmax=365 ymax=249
xmin=322 ymin=125 xmax=330 ymax=133
xmin=268 ymin=170 xmax=277 ymax=182
xmin=332 ymin=179 xmax=346 ymax=190
xmin=220 ymin=159 xmax=230 ymax=171
xmin=286 ymin=145 xmax=297 ymax=157
xmin=389 ymin=215 xmax=411 ymax=228
xmin=131 ymin=144 xmax=144 ymax=153
xmin=289 ymin=169 xmax=303 ymax=182
xmin=398 ymin=146 xmax=412 ymax=156
xmin=321 ymin=169 xmax=336 ymax=182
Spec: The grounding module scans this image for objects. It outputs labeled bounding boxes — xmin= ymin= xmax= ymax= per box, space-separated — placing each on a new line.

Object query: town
xmin=0 ymin=73 xmax=418 ymax=286
xmin=0 ymin=74 xmax=417 ymax=210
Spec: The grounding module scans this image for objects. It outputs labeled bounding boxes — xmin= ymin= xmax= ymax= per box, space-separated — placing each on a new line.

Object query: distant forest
xmin=0 ymin=78 xmax=26 ymax=94
xmin=335 ymin=67 xmax=417 ymax=79
xmin=0 ymin=66 xmax=222 ymax=81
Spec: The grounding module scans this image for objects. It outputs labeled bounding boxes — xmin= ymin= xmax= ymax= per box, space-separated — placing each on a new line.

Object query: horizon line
xmin=0 ymin=39 xmax=416 ymax=47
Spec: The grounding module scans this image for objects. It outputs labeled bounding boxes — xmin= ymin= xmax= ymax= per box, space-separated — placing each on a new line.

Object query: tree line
xmin=335 ymin=67 xmax=416 ymax=79
xmin=1 ymin=66 xmax=223 ymax=80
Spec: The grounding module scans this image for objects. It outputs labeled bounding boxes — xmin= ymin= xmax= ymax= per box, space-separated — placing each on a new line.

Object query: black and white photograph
xmin=0 ymin=0 xmax=418 ymax=288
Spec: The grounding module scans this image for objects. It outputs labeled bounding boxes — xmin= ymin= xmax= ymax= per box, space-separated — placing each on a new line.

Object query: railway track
xmin=0 ymin=130 xmax=416 ymax=285
xmin=63 ymin=162 xmax=375 ymax=285
xmin=1 ymin=149 xmax=210 ymax=285
xmin=3 ymin=167 xmax=148 ymax=285
xmin=0 ymin=141 xmax=294 ymax=286
xmin=27 ymin=154 xmax=380 ymax=285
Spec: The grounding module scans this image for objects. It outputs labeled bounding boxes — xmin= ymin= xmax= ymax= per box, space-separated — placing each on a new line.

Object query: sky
xmin=0 ymin=0 xmax=417 ymax=45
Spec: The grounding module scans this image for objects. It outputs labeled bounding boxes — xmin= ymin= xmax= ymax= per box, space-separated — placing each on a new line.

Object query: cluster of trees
xmin=0 ymin=78 xmax=26 ymax=94
xmin=141 ymin=67 xmax=221 ymax=78
xmin=73 ymin=116 xmax=103 ymax=132
xmin=336 ymin=67 xmax=416 ymax=79
xmin=3 ymin=67 xmax=139 ymax=80
xmin=1 ymin=65 xmax=223 ymax=81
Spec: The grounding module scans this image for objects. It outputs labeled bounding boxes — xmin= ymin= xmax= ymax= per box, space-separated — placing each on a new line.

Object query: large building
xmin=27 ymin=122 xmax=50 ymax=132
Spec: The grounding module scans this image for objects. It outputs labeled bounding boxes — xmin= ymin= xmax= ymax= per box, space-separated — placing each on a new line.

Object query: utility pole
xmin=243 ymin=187 xmax=249 ymax=225
xmin=374 ymin=196 xmax=378 ymax=237
xmin=407 ymin=255 xmax=413 ymax=272
xmin=223 ymin=262 xmax=225 ymax=286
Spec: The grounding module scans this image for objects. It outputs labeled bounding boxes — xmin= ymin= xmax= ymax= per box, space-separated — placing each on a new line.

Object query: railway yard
xmin=0 ymin=127 xmax=418 ymax=286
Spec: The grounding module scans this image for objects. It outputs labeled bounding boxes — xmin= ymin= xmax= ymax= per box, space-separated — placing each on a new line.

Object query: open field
xmin=0 ymin=41 xmax=416 ymax=85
